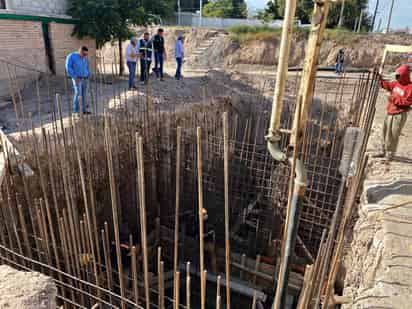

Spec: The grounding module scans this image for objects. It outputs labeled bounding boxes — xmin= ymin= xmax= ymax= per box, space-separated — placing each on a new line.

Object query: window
xmin=0 ymin=0 xmax=5 ymax=9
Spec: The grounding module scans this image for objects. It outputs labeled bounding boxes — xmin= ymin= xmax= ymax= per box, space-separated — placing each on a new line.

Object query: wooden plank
xmin=384 ymin=44 xmax=412 ymax=53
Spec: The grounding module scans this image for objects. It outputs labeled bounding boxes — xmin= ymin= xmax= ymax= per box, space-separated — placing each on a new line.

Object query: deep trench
xmin=0 ymin=71 xmax=376 ymax=308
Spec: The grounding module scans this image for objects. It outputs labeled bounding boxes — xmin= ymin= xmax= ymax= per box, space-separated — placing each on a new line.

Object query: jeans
xmin=154 ymin=52 xmax=164 ymax=78
xmin=140 ymin=59 xmax=151 ymax=82
xmin=175 ymin=58 xmax=182 ymax=79
xmin=127 ymin=61 xmax=137 ymax=88
xmin=72 ymin=78 xmax=88 ymax=113
xmin=335 ymin=62 xmax=344 ymax=73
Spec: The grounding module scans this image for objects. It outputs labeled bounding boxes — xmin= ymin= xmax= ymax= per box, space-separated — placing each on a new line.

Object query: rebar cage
xmin=0 ymin=58 xmax=379 ymax=309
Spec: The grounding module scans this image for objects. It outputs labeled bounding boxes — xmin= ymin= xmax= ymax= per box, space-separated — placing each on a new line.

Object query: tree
xmin=203 ymin=0 xmax=247 ymax=18
xmin=231 ymin=0 xmax=248 ymax=18
xmin=256 ymin=0 xmax=281 ymax=22
xmin=261 ymin=0 xmax=371 ymax=30
xmin=142 ymin=0 xmax=174 ymax=18
xmin=327 ymin=0 xmax=371 ymax=30
xmin=203 ymin=0 xmax=234 ymax=18
xmin=179 ymin=0 xmax=209 ymax=13
xmin=68 ymin=0 xmax=172 ymax=75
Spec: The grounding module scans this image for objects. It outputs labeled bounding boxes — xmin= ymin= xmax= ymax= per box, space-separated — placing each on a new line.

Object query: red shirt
xmin=380 ymin=64 xmax=412 ymax=115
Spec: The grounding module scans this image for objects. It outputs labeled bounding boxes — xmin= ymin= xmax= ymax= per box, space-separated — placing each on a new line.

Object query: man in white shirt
xmin=126 ymin=36 xmax=138 ymax=89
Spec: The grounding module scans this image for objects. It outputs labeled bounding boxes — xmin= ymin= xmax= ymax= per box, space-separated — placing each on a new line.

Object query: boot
xmin=385 ymin=151 xmax=394 ymax=161
xmin=372 ymin=147 xmax=386 ymax=158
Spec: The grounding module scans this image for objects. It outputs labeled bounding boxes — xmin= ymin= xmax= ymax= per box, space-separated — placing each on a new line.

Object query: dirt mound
xmin=0 ymin=265 xmax=57 ymax=309
xmin=225 ymin=32 xmax=412 ymax=69
xmin=100 ymin=27 xmax=412 ymax=72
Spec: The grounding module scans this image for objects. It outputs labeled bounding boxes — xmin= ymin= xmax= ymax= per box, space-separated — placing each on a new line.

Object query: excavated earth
xmin=342 ymin=86 xmax=412 ymax=308
xmin=0 ymin=265 xmax=57 ymax=308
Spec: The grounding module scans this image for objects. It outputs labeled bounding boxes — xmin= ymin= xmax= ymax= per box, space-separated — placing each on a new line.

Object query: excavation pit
xmin=0 ymin=70 xmax=378 ymax=308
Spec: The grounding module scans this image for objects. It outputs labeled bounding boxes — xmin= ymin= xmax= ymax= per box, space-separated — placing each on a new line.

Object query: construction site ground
xmin=2 ymin=29 xmax=412 ymax=307
xmin=343 ymin=88 xmax=412 ymax=308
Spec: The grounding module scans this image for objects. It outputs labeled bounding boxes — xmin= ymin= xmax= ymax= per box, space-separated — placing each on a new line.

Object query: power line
xmin=385 ymin=0 xmax=395 ymax=33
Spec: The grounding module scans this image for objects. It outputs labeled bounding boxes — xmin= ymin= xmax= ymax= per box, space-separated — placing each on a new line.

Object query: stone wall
xmin=49 ymin=22 xmax=96 ymax=76
xmin=0 ymin=265 xmax=57 ymax=308
xmin=5 ymin=0 xmax=68 ymax=16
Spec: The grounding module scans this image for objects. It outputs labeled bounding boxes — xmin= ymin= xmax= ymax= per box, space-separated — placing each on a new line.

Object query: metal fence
xmin=168 ymin=12 xmax=285 ymax=29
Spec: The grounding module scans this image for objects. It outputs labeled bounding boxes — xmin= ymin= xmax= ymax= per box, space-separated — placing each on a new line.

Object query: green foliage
xmin=228 ymin=25 xmax=309 ymax=45
xmin=179 ymin=0 xmax=208 ymax=13
xmin=260 ymin=0 xmax=371 ymax=30
xmin=255 ymin=0 xmax=281 ymax=22
xmin=68 ymin=0 xmax=147 ymax=48
xmin=327 ymin=0 xmax=372 ymax=31
xmin=203 ymin=0 xmax=233 ymax=18
xmin=203 ymin=0 xmax=247 ymax=18
xmin=276 ymin=0 xmax=313 ymax=24
xmin=231 ymin=0 xmax=247 ymax=18
xmin=142 ymin=0 xmax=174 ymax=17
xmin=228 ymin=24 xmax=365 ymax=46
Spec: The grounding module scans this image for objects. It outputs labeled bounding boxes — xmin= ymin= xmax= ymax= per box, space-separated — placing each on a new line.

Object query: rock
xmin=0 ymin=265 xmax=57 ymax=309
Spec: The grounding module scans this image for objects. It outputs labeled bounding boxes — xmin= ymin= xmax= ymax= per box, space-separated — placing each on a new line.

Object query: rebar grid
xmin=0 ymin=56 xmax=379 ymax=308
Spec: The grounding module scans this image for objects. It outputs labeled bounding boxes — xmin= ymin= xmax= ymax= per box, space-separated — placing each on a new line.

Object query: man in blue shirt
xmin=175 ymin=35 xmax=184 ymax=80
xmin=65 ymin=46 xmax=90 ymax=114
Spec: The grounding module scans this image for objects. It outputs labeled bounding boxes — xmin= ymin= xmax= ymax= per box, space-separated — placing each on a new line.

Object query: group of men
xmin=64 ymin=34 xmax=412 ymax=162
xmin=65 ymin=28 xmax=185 ymax=114
xmin=126 ymin=28 xmax=185 ymax=89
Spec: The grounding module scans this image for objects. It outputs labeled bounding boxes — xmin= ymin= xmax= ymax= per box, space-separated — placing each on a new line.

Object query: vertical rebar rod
xmin=223 ymin=112 xmax=231 ymax=309
xmin=197 ymin=127 xmax=206 ymax=309
xmin=136 ymin=134 xmax=150 ymax=309
xmin=131 ymin=246 xmax=139 ymax=305
xmin=105 ymin=117 xmax=126 ymax=309
xmin=186 ymin=262 xmax=191 ymax=309
xmin=174 ymin=127 xmax=182 ymax=285
xmin=174 ymin=271 xmax=180 ymax=309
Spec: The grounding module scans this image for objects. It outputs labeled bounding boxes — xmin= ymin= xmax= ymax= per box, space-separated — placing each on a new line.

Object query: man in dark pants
xmin=335 ymin=49 xmax=345 ymax=74
xmin=153 ymin=28 xmax=166 ymax=81
xmin=137 ymin=32 xmax=153 ymax=84
xmin=175 ymin=35 xmax=184 ymax=80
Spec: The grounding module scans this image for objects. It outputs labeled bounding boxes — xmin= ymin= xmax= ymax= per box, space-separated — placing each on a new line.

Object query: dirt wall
xmin=224 ymin=33 xmax=412 ymax=69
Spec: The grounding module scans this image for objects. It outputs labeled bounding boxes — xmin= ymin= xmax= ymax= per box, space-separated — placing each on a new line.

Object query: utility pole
xmin=199 ymin=0 xmax=203 ymax=27
xmin=371 ymin=0 xmax=380 ymax=32
xmin=377 ymin=17 xmax=382 ymax=32
xmin=338 ymin=0 xmax=345 ymax=28
xmin=357 ymin=10 xmax=363 ymax=33
xmin=177 ymin=0 xmax=181 ymax=26
xmin=353 ymin=17 xmax=358 ymax=32
xmin=385 ymin=0 xmax=395 ymax=33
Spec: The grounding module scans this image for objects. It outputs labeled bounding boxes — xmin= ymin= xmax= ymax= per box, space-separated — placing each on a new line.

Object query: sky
xmin=246 ymin=0 xmax=412 ymax=30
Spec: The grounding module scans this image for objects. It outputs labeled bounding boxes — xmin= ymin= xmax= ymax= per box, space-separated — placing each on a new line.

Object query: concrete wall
xmin=48 ymin=22 xmax=96 ymax=76
xmin=4 ymin=0 xmax=68 ymax=16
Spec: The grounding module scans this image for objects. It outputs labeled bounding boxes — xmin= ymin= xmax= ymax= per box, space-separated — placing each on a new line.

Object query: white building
xmin=1 ymin=0 xmax=68 ymax=16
